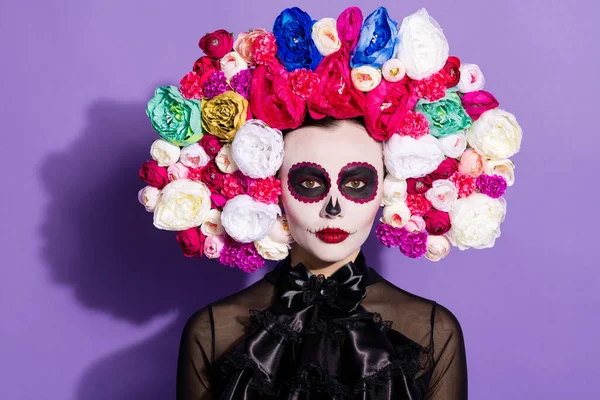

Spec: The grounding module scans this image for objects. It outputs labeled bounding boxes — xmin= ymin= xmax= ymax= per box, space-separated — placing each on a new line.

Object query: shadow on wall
xmin=38 ymin=98 xmax=252 ymax=400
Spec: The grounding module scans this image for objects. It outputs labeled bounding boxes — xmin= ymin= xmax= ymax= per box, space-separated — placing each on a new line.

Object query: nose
xmin=321 ymin=196 xmax=342 ymax=218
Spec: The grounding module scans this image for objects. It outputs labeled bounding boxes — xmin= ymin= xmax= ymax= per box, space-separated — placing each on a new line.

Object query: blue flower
xmin=351 ymin=7 xmax=398 ymax=69
xmin=273 ymin=7 xmax=323 ymax=71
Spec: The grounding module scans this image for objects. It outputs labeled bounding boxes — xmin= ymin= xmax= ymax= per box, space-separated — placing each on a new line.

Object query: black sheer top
xmin=177 ymin=252 xmax=467 ymax=399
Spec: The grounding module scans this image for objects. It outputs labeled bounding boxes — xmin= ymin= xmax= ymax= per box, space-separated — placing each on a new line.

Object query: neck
xmin=290 ymin=244 xmax=360 ymax=278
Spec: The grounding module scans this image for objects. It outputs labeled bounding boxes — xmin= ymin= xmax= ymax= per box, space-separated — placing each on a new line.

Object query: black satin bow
xmin=277 ymin=255 xmax=368 ymax=313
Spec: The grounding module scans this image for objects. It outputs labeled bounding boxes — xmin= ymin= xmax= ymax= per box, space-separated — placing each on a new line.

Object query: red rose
xmin=139 ymin=160 xmax=169 ymax=189
xmin=364 ymin=78 xmax=418 ymax=141
xmin=192 ymin=56 xmax=220 ymax=86
xmin=199 ymin=134 xmax=222 ymax=157
xmin=430 ymin=158 xmax=459 ymax=181
xmin=308 ymin=50 xmax=365 ymax=120
xmin=198 ymin=29 xmax=233 ymax=59
xmin=337 ymin=6 xmax=363 ymax=51
xmin=406 ymin=175 xmax=433 ymax=194
xmin=201 ymin=161 xmax=224 ymax=192
xmin=440 ymin=56 xmax=461 ymax=88
xmin=176 ymin=228 xmax=205 ymax=258
xmin=423 ymin=209 xmax=451 ymax=236
xmin=250 ymin=62 xmax=307 ymax=130
xmin=461 ymin=90 xmax=500 ymax=121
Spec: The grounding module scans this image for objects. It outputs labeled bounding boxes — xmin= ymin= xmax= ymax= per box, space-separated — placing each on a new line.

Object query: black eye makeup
xmin=337 ymin=162 xmax=379 ymax=203
xmin=287 ymin=162 xmax=331 ymax=203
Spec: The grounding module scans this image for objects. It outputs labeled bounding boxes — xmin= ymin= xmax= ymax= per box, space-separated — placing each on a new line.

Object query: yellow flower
xmin=201 ymin=91 xmax=248 ymax=142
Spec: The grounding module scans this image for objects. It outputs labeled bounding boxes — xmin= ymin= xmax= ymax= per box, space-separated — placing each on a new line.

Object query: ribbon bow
xmin=278 ymin=259 xmax=367 ymax=313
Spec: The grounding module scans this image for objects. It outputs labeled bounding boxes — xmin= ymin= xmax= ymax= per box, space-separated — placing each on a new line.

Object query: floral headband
xmin=138 ymin=6 xmax=522 ymax=271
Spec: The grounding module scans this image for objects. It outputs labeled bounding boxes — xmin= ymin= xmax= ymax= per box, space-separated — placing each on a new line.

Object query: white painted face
xmin=280 ymin=119 xmax=385 ymax=263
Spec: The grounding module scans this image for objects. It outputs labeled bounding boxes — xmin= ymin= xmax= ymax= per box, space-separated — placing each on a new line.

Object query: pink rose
xmin=458 ymin=149 xmax=487 ymax=178
xmin=198 ymin=30 xmax=233 ymax=59
xmin=461 ymin=90 xmax=500 ymax=121
xmin=251 ymin=32 xmax=278 ymax=66
xmin=337 ymin=7 xmax=363 ymax=51
xmin=167 ymin=162 xmax=190 ymax=181
xmin=210 ymin=192 xmax=227 ymax=209
xmin=234 ymin=28 xmax=268 ymax=66
xmin=405 ymin=216 xmax=426 ymax=233
xmin=204 ymin=235 xmax=226 ymax=259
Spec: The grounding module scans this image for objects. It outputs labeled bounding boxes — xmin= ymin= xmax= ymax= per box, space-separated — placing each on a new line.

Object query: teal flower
xmin=146 ymin=86 xmax=203 ymax=146
xmin=415 ymin=92 xmax=472 ymax=138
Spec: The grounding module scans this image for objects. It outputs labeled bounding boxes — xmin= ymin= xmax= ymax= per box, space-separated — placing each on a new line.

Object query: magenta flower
xmin=230 ymin=69 xmax=252 ymax=99
xmin=476 ymin=174 xmax=507 ymax=199
xmin=376 ymin=222 xmax=404 ymax=248
xmin=218 ymin=237 xmax=266 ymax=273
xmin=397 ymin=228 xmax=428 ymax=258
xmin=203 ymin=70 xmax=229 ymax=99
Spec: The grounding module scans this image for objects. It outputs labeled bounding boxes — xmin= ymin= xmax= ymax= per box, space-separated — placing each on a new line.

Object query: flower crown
xmin=138 ymin=6 xmax=522 ymax=271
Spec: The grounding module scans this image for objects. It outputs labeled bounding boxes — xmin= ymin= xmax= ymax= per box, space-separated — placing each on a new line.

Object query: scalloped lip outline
xmin=306 ymin=226 xmax=357 ymax=244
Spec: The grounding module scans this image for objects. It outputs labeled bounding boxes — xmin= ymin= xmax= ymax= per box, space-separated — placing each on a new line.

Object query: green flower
xmin=415 ymin=91 xmax=472 ymax=138
xmin=146 ymin=86 xmax=203 ymax=146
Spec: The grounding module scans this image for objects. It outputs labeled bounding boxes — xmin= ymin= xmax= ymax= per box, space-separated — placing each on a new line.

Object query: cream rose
xmin=425 ymin=235 xmax=451 ymax=261
xmin=384 ymin=134 xmax=445 ymax=179
xmin=382 ymin=59 xmax=406 ymax=83
xmin=234 ymin=28 xmax=268 ymax=66
xmin=311 ymin=18 xmax=341 ymax=56
xmin=268 ymin=215 xmax=294 ymax=245
xmin=382 ymin=175 xmax=408 ymax=206
xmin=457 ymin=63 xmax=485 ymax=93
xmin=153 ymin=179 xmax=212 ymax=231
xmin=351 ymin=66 xmax=382 ymax=92
xmin=215 ymin=144 xmax=239 ymax=174
xmin=231 ymin=119 xmax=285 ymax=179
xmin=381 ymin=201 xmax=411 ymax=228
xmin=395 ymin=8 xmax=449 ymax=80
xmin=221 ymin=195 xmax=281 ymax=243
xmin=150 ymin=139 xmax=181 ymax=167
xmin=448 ymin=193 xmax=507 ymax=250
xmin=138 ymin=186 xmax=161 ymax=212
xmin=425 ymin=179 xmax=458 ymax=212
xmin=180 ymin=143 xmax=210 ymax=169
xmin=485 ymin=159 xmax=516 ymax=186
xmin=438 ymin=133 xmax=467 ymax=158
xmin=220 ymin=51 xmax=249 ymax=80
xmin=204 ymin=235 xmax=225 ymax=259
xmin=200 ymin=209 xmax=225 ymax=236
xmin=254 ymin=235 xmax=290 ymax=261
xmin=466 ymin=108 xmax=522 ymax=159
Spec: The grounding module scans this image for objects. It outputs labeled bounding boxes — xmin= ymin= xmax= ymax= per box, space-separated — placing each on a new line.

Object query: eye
xmin=344 ymin=179 xmax=366 ymax=189
xmin=301 ymin=179 xmax=323 ymax=189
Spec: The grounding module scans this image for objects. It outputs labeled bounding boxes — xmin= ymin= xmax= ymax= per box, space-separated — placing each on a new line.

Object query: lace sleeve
xmin=176 ymin=305 xmax=216 ymax=400
xmin=425 ymin=303 xmax=468 ymax=400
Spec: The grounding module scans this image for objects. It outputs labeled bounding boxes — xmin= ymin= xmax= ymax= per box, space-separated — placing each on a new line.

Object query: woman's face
xmin=280 ymin=120 xmax=384 ymax=263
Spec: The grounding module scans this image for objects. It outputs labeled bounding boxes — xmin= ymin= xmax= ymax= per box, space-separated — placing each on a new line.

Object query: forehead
xmin=282 ymin=121 xmax=383 ymax=170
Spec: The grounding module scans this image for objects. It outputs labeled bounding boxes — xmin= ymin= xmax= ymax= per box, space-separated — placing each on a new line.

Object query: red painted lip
xmin=314 ymin=227 xmax=350 ymax=244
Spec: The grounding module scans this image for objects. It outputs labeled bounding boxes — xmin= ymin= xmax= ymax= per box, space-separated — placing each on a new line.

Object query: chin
xmin=302 ymin=234 xmax=367 ymax=264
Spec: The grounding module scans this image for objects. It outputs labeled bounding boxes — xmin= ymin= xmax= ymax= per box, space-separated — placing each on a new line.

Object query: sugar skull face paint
xmin=280 ymin=119 xmax=385 ymax=263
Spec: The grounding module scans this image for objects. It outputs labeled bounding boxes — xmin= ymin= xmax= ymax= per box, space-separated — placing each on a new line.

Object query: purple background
xmin=1 ymin=0 xmax=598 ymax=398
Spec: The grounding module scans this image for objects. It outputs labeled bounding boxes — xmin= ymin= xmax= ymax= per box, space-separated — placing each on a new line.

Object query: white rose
xmin=485 ymin=159 xmax=516 ymax=187
xmin=425 ymin=179 xmax=458 ymax=212
xmin=438 ymin=133 xmax=467 ymax=158
xmin=153 ymin=179 xmax=212 ymax=231
xmin=221 ymin=194 xmax=281 ymax=243
xmin=180 ymin=143 xmax=210 ymax=169
xmin=448 ymin=193 xmax=507 ymax=250
xmin=231 ymin=119 xmax=284 ymax=179
xmin=384 ymin=134 xmax=445 ymax=179
xmin=425 ymin=235 xmax=451 ymax=262
xmin=395 ymin=8 xmax=449 ymax=80
xmin=351 ymin=66 xmax=382 ymax=92
xmin=311 ymin=18 xmax=341 ymax=56
xmin=254 ymin=235 xmax=290 ymax=261
xmin=466 ymin=108 xmax=522 ymax=159
xmin=137 ymin=186 xmax=161 ymax=212
xmin=457 ymin=63 xmax=485 ymax=93
xmin=268 ymin=215 xmax=294 ymax=244
xmin=215 ymin=144 xmax=239 ymax=174
xmin=382 ymin=175 xmax=408 ymax=206
xmin=150 ymin=139 xmax=181 ymax=167
xmin=200 ymin=209 xmax=225 ymax=236
xmin=382 ymin=59 xmax=406 ymax=83
xmin=220 ymin=51 xmax=249 ymax=80
xmin=381 ymin=201 xmax=411 ymax=228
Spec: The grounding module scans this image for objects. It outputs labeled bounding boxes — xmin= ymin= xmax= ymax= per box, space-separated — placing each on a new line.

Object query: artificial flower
xmin=153 ymin=179 xmax=212 ymax=231
xmin=248 ymin=177 xmax=282 ymax=204
xmin=289 ymin=69 xmax=320 ymax=100
xmin=251 ymin=32 xmax=278 ymax=66
xmin=215 ymin=144 xmax=239 ymax=174
xmin=179 ymin=143 xmax=210 ymax=169
xmin=397 ymin=228 xmax=428 ymax=258
xmin=351 ymin=7 xmax=398 ymax=68
xmin=311 ymin=18 xmax=342 ymax=56
xmin=458 ymin=149 xmax=487 ymax=178
xmin=415 ymin=91 xmax=472 ymax=138
xmin=204 ymin=234 xmax=226 ymax=259
xmin=351 ymin=66 xmax=382 ymax=92
xmin=201 ymin=91 xmax=248 ymax=141
xmin=440 ymin=56 xmax=461 ymax=88
xmin=476 ymin=174 xmax=508 ymax=199
xmin=485 ymin=159 xmax=516 ymax=187
xmin=219 ymin=238 xmax=266 ymax=273
xmin=139 ymin=160 xmax=169 ymax=189
xmin=425 ymin=179 xmax=458 ymax=212
xmin=382 ymin=175 xmax=408 ymax=206
xmin=254 ymin=235 xmax=290 ymax=260
xmin=137 ymin=186 xmax=161 ymax=212
xmin=382 ymin=59 xmax=406 ymax=83
xmin=198 ymin=29 xmax=234 ymax=59
xmin=376 ymin=222 xmax=404 ymax=247
xmin=383 ymin=134 xmax=445 ymax=179
xmin=230 ymin=69 xmax=252 ymax=99
xmin=199 ymin=134 xmax=222 ymax=157
xmin=179 ymin=71 xmax=203 ymax=100
xmin=406 ymin=175 xmax=433 ymax=194
xmin=461 ymin=90 xmax=499 ymax=121
xmin=221 ymin=171 xmax=249 ymax=199
xmin=449 ymin=172 xmax=476 ymax=198
xmin=425 ymin=235 xmax=451 ymax=261
xmin=405 ymin=215 xmax=426 ymax=233
xmin=457 ymin=63 xmax=485 ymax=93
xmin=430 ymin=158 xmax=459 ymax=180
xmin=234 ymin=28 xmax=268 ymax=65
xmin=398 ymin=111 xmax=430 ymax=139
xmin=200 ymin=161 xmax=225 ymax=192
xmin=220 ymin=51 xmax=249 ymax=81
xmin=448 ymin=193 xmax=506 ymax=250
xmin=423 ymin=208 xmax=451 ymax=236
xmin=336 ymin=6 xmax=363 ymax=51
xmin=202 ymin=71 xmax=230 ymax=99
xmin=200 ymin=209 xmax=225 ymax=236
xmin=221 ymin=194 xmax=281 ymax=243
xmin=176 ymin=227 xmax=205 ymax=258
xmin=381 ymin=201 xmax=411 ymax=228
xmin=414 ymin=72 xmax=446 ymax=101
xmin=150 ymin=138 xmax=181 ymax=167
xmin=267 ymin=216 xmax=294 ymax=245
xmin=438 ymin=133 xmax=467 ymax=158
xmin=167 ymin=162 xmax=190 ymax=181
xmin=231 ymin=119 xmax=285 ymax=179
xmin=406 ymin=193 xmax=432 ymax=216
xmin=273 ymin=7 xmax=323 ymax=71
xmin=466 ymin=108 xmax=522 ymax=159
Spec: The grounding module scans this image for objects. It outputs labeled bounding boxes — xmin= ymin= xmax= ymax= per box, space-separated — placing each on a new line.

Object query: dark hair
xmin=282 ymin=115 xmax=365 ymax=136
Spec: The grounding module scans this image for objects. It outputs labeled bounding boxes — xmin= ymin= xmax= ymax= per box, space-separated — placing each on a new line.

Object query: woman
xmin=175 ymin=117 xmax=467 ymax=399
